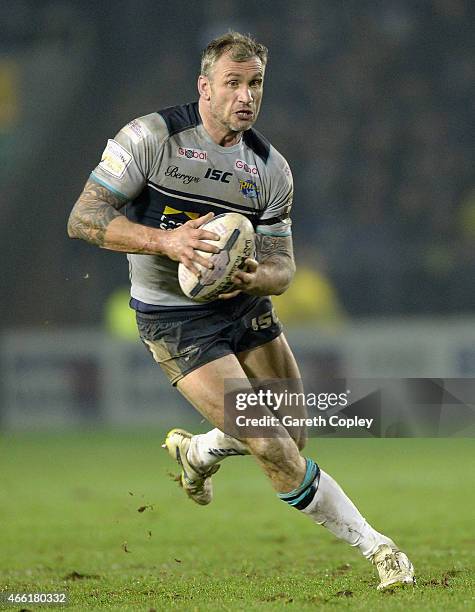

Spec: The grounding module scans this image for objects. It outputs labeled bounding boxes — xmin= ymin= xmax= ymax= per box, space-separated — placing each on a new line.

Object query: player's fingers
xmin=243 ymin=258 xmax=258 ymax=272
xmin=218 ymin=289 xmax=242 ymax=300
xmin=232 ymin=271 xmax=252 ymax=285
xmin=198 ymin=229 xmax=221 ymax=243
xmin=190 ymin=212 xmax=214 ymax=228
xmin=181 ymin=256 xmax=201 ymax=276
xmin=184 ymin=248 xmax=205 ymax=274
xmin=192 ymin=252 xmax=214 ymax=269
xmin=192 ymin=239 xmax=220 ymax=254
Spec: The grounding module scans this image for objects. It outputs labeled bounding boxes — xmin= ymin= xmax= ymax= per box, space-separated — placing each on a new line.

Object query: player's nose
xmin=238 ymin=85 xmax=253 ymax=104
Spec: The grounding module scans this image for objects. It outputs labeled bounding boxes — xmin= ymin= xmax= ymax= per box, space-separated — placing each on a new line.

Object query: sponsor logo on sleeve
xmin=239 ymin=179 xmax=260 ymax=199
xmin=123 ymin=119 xmax=151 ymax=144
xmin=177 ymin=147 xmax=208 ymax=162
xmin=98 ymin=139 xmax=133 ymax=179
xmin=235 ymin=159 xmax=259 ymax=176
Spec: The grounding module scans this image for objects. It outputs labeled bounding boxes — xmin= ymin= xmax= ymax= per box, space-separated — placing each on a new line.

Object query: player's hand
xmin=218 ymin=258 xmax=260 ymax=300
xmin=161 ymin=212 xmax=221 ymax=275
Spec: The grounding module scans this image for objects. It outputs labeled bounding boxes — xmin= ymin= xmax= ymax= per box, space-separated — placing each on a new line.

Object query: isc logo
xmin=251 ymin=308 xmax=279 ymax=331
xmin=205 ymin=168 xmax=232 ymax=183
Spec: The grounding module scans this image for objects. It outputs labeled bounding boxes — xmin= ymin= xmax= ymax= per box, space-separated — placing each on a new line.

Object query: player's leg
xmin=237 ymin=332 xmax=307 ymax=450
xmin=178 ymin=351 xmax=392 ymax=553
xmin=184 ymin=333 xmax=305 ymax=470
xmin=183 ymin=302 xmax=306 ymax=468
xmin=162 ymin=354 xmax=250 ymax=505
xmin=171 ymin=349 xmax=414 ymax=589
xmin=237 ymin=333 xmax=394 ymax=546
xmin=174 ymin=354 xmax=251 ymax=473
xmin=235 ymin=332 xmax=415 ymax=588
xmin=176 ymin=353 xmax=307 ymax=492
xmin=164 ymin=352 xmax=307 ymax=502
xmin=165 ymin=333 xmax=306 ymax=506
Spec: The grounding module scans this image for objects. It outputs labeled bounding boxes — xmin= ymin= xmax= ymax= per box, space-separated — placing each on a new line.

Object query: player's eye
xmin=251 ymin=79 xmax=263 ymax=87
xmin=227 ymin=80 xmax=239 ymax=87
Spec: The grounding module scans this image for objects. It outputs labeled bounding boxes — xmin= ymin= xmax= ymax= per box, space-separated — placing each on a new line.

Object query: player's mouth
xmin=235 ymin=110 xmax=254 ymax=120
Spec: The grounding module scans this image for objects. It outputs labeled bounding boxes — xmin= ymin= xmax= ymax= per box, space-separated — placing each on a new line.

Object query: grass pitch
xmin=1 ymin=432 xmax=474 ymax=611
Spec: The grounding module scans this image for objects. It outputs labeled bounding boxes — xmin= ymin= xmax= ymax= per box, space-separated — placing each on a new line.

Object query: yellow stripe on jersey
xmin=163 ymin=205 xmax=200 ymax=220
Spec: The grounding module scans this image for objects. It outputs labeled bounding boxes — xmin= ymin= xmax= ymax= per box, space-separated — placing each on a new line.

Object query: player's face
xmin=207 ymin=53 xmax=265 ymax=133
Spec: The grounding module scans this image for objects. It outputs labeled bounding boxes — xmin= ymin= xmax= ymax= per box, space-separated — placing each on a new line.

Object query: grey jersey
xmin=91 ymin=102 xmax=293 ymax=307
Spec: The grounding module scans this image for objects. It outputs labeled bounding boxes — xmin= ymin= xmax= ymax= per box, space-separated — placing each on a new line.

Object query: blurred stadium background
xmin=1 ymin=0 xmax=474 ymax=429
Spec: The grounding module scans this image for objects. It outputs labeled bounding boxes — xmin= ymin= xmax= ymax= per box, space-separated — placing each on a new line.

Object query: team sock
xmin=189 ymin=438 xmax=395 ymax=559
xmin=279 ymin=458 xmax=396 ymax=559
xmin=277 ymin=458 xmax=320 ymax=509
xmin=187 ymin=428 xmax=249 ymax=470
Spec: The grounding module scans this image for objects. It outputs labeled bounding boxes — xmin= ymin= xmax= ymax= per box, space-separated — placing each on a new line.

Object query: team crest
xmin=239 ymin=179 xmax=260 ymax=199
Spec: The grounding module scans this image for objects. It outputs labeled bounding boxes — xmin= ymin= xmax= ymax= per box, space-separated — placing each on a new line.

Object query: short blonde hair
xmin=201 ymin=31 xmax=268 ymax=77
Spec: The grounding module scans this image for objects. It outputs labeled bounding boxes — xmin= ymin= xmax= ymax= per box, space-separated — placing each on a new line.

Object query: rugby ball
xmin=178 ymin=212 xmax=255 ymax=302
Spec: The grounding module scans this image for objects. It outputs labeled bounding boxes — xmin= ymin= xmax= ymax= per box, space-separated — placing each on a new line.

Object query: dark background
xmin=1 ymin=0 xmax=473 ymax=327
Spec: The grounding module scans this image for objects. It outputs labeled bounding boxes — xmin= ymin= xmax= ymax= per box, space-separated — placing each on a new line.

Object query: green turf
xmin=1 ymin=432 xmax=474 ymax=611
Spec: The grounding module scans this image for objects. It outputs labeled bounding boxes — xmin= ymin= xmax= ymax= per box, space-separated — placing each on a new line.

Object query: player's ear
xmin=198 ymin=75 xmax=211 ymax=101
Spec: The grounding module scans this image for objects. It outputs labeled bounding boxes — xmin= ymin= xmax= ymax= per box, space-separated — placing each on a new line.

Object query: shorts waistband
xmin=130 ymin=294 xmax=260 ymax=315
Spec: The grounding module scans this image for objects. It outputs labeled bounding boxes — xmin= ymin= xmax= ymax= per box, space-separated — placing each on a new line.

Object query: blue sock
xmin=277 ymin=458 xmax=320 ymax=510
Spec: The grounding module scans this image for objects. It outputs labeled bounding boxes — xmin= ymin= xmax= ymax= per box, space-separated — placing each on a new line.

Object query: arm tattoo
xmin=255 ymin=233 xmax=294 ymax=266
xmin=254 ymin=233 xmax=296 ymax=294
xmin=68 ymin=179 xmax=128 ymax=246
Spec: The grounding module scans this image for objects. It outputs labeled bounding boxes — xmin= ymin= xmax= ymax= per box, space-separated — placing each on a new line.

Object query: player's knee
xmin=286 ymin=427 xmax=307 ymax=451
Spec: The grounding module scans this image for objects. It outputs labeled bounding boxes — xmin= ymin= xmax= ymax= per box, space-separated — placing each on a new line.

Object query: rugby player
xmin=67 ymin=32 xmax=414 ymax=591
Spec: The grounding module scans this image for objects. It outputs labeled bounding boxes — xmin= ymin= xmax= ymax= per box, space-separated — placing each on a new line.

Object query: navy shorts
xmin=135 ymin=294 xmax=282 ymax=385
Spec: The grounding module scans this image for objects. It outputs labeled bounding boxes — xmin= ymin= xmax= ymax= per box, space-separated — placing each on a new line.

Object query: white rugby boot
xmin=162 ymin=428 xmax=220 ymax=506
xmin=372 ymin=544 xmax=415 ymax=590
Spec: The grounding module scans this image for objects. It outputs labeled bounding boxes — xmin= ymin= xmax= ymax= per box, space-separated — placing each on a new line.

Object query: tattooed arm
xmin=223 ymin=233 xmax=296 ymax=298
xmin=67 ymin=179 xmax=219 ymax=272
xmin=253 ymin=233 xmax=296 ymax=294
xmin=67 ymin=179 xmax=130 ymax=248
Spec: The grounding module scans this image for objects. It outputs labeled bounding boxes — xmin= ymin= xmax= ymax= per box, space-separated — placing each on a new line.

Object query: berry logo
xmin=239 ymin=179 xmax=260 ymax=199
xmin=177 ymin=147 xmax=208 ymax=162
